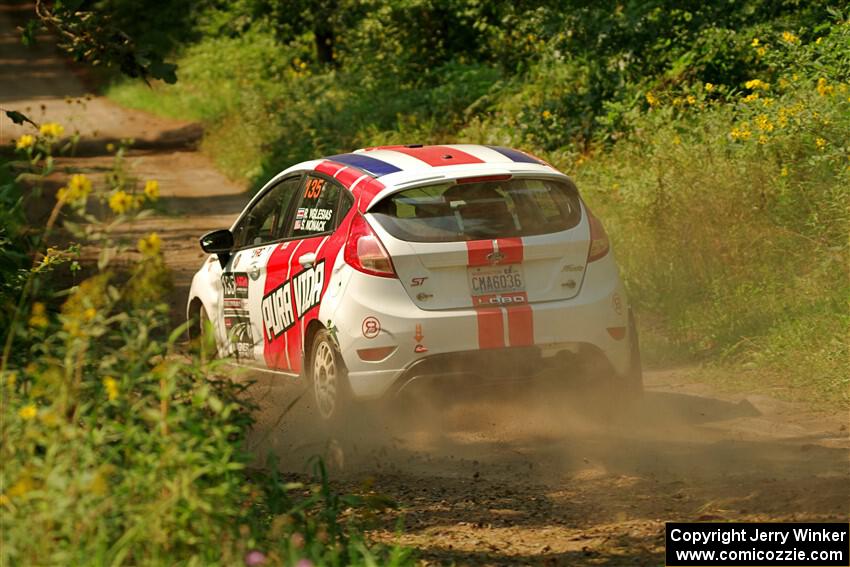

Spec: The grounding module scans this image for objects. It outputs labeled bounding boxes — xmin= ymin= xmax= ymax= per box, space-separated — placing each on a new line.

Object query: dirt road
xmin=0 ymin=1 xmax=246 ymax=318
xmin=3 ymin=5 xmax=848 ymax=565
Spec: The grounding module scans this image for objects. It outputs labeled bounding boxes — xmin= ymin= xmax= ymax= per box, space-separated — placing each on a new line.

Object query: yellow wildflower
xmin=704 ymin=82 xmax=714 ymax=92
xmin=780 ymin=166 xmax=788 ymax=177
xmin=781 ymin=31 xmax=799 ymax=44
xmin=755 ymin=114 xmax=774 ymax=132
xmin=84 ymin=307 xmax=97 ymax=321
xmin=138 ymin=232 xmax=162 ymax=257
xmin=757 ymin=47 xmax=767 ymax=56
xmin=758 ymin=135 xmax=769 ymax=145
xmin=816 ymin=77 xmax=834 ymax=97
xmin=16 ymin=134 xmax=35 ymax=150
xmin=745 ymin=79 xmax=770 ymax=91
xmin=106 ymin=143 xmax=115 ymax=153
xmin=542 ymin=110 xmax=552 ymax=119
xmin=108 ymin=190 xmax=137 ymax=214
xmin=18 ymin=404 xmax=37 ymax=420
xmin=815 ymin=138 xmax=827 ymax=150
xmin=144 ymin=179 xmax=160 ymax=200
xmin=743 ymin=92 xmax=760 ymax=103
xmin=57 ymin=174 xmax=93 ymax=205
xmin=645 ymin=92 xmax=659 ymax=107
xmin=39 ymin=122 xmax=64 ymax=138
xmin=103 ymin=376 xmax=119 ymax=401
xmin=730 ymin=123 xmax=752 ymax=141
xmin=686 ymin=95 xmax=696 ymax=105
xmin=751 ymin=38 xmax=760 ymax=47
xmin=29 ymin=302 xmax=48 ymax=328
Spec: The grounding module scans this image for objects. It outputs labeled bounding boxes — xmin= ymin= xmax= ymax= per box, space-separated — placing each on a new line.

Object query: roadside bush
xmin=1 ymin=126 xmax=411 ymax=565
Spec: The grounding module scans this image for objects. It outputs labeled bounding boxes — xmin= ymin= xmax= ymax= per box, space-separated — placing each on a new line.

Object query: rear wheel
xmin=309 ymin=329 xmax=351 ymax=422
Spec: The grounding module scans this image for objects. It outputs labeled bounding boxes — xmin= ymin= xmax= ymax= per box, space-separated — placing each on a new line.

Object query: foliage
xmin=24 ymin=0 xmax=177 ymax=82
xmin=0 ymin=127 xmax=412 ymax=565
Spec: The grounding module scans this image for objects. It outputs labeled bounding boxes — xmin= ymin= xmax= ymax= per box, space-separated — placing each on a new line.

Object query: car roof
xmin=273 ymin=144 xmax=566 ymax=212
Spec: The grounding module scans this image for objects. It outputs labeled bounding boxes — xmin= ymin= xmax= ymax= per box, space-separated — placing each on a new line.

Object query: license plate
xmin=468 ymin=264 xmax=525 ymax=298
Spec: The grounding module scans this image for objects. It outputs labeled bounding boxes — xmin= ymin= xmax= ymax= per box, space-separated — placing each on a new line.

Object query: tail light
xmin=344 ymin=213 xmax=397 ymax=278
xmin=585 ymin=205 xmax=610 ymax=262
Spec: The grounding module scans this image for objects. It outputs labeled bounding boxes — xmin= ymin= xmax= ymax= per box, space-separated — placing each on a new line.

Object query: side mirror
xmin=200 ymin=229 xmax=234 ymax=254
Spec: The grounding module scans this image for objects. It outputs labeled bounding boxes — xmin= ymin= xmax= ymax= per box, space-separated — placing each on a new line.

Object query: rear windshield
xmin=369 ymin=177 xmax=582 ymax=242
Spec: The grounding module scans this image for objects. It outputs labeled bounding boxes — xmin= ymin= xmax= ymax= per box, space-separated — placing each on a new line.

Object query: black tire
xmin=308 ymin=329 xmax=352 ymax=423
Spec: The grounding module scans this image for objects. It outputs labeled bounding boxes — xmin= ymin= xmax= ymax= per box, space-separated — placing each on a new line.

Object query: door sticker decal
xmin=221 ymin=272 xmax=254 ymax=360
xmin=261 ymin=260 xmax=326 ymax=345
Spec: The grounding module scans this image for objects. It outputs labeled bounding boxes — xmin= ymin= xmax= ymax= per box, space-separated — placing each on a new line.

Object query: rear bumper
xmin=322 ymin=254 xmax=632 ymax=400
xmin=386 ymin=343 xmax=616 ymax=396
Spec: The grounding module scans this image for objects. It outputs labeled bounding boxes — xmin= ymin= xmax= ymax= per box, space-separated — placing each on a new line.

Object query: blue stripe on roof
xmin=487 ymin=146 xmax=543 ymax=164
xmin=326 ymin=153 xmax=402 ymax=177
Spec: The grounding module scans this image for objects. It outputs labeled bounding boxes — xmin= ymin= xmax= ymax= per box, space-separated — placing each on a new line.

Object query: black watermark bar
xmin=666 ymin=523 xmax=849 ymax=566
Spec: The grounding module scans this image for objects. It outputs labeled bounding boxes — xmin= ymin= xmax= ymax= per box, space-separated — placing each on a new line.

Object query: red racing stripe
xmin=466 ymin=239 xmax=493 ymax=266
xmin=334 ymin=166 xmax=365 ymax=187
xmin=355 ymin=177 xmax=386 ymax=211
xmin=388 ymin=145 xmax=484 ymax=167
xmin=476 ymin=307 xmax=505 ymax=349
xmin=496 ymin=237 xmax=523 ymax=264
xmin=506 ymin=305 xmax=534 ymax=346
xmin=314 ymin=160 xmax=346 ymax=177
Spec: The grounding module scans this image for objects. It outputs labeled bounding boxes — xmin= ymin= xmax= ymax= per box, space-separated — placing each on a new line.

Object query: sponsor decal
xmin=292 ymin=260 xmax=325 ymax=317
xmin=251 ymin=246 xmax=266 ymax=259
xmin=612 ymin=292 xmax=623 ymax=315
xmin=221 ymin=272 xmax=254 ymax=359
xmin=261 ymin=260 xmax=326 ymax=343
xmin=362 ymin=316 xmax=381 ymax=339
xmin=261 ymin=281 xmax=295 ymax=340
xmin=222 ymin=272 xmax=249 ymax=299
xmin=562 ymin=264 xmax=583 ymax=272
xmin=475 ymin=293 xmax=527 ymax=306
xmin=296 ymin=207 xmax=308 ymax=220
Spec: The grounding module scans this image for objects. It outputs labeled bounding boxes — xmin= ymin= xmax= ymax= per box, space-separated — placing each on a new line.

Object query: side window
xmin=287 ymin=175 xmax=345 ymax=238
xmin=232 ymin=176 xmax=301 ymax=248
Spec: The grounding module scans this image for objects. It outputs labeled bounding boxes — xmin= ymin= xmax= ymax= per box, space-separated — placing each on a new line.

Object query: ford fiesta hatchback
xmin=188 ymin=144 xmax=642 ymax=420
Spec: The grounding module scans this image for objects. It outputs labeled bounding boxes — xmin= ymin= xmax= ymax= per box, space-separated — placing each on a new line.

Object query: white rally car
xmin=188 ymin=144 xmax=641 ymax=420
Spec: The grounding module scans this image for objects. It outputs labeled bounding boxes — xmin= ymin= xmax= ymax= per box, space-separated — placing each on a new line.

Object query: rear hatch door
xmin=368 ymin=176 xmax=590 ymax=310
